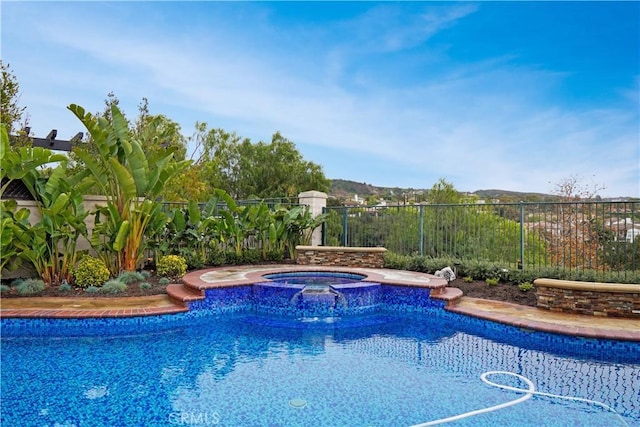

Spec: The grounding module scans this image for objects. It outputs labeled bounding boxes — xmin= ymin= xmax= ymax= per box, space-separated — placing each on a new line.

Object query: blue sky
xmin=2 ymin=1 xmax=639 ymax=197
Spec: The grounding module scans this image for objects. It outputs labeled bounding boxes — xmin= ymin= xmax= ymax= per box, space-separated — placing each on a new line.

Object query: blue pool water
xmin=2 ymin=308 xmax=639 ymax=427
xmin=263 ymin=271 xmax=366 ymax=286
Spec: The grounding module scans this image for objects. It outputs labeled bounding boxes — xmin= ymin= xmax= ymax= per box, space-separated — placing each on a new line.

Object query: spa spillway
xmin=254 ymin=272 xmax=380 ymax=318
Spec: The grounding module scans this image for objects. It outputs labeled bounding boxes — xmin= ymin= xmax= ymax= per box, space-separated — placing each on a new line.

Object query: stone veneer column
xmin=298 ymin=190 xmax=328 ymax=246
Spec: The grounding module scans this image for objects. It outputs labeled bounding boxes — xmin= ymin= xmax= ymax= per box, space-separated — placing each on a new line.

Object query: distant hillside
xmin=329 ymin=179 xmax=560 ymax=202
xmin=472 ymin=189 xmax=561 ymax=202
xmin=329 ymin=179 xmax=637 ymax=202
xmin=329 ymin=179 xmax=413 ymax=200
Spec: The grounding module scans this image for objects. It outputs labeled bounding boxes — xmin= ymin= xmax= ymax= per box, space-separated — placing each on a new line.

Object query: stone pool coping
xmin=0 ymin=294 xmax=188 ymax=318
xmin=1 ymin=265 xmax=638 ymax=342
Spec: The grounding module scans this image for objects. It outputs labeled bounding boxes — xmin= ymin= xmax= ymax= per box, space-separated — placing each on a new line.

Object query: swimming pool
xmin=2 ymin=306 xmax=639 ymax=427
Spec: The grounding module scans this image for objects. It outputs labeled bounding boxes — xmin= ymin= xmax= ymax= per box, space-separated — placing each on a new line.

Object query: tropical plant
xmin=1 ymin=127 xmax=66 ymax=196
xmin=0 ymin=200 xmax=22 ymax=272
xmin=68 ymin=103 xmax=191 ymax=273
xmin=2 ymin=127 xmax=91 ymax=285
xmin=266 ymin=204 xmax=326 ymax=259
xmin=281 ymin=205 xmax=327 ymax=258
xmin=172 ymin=199 xmax=216 ymax=268
xmin=213 ymin=189 xmax=258 ymax=258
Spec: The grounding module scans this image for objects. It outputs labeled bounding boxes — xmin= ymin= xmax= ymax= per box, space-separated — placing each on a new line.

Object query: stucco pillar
xmin=298 ymin=190 xmax=327 ymax=246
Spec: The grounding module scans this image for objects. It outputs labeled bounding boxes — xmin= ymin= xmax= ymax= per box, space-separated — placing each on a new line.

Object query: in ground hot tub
xmin=254 ymin=271 xmax=381 ymax=318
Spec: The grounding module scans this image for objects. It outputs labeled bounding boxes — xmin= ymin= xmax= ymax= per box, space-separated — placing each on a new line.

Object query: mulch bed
xmin=1 ymin=272 xmax=169 ymax=299
xmin=450 ymin=278 xmax=537 ymax=307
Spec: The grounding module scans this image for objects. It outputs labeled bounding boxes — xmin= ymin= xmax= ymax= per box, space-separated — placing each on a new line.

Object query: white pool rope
xmin=409 ymin=371 xmax=629 ymax=427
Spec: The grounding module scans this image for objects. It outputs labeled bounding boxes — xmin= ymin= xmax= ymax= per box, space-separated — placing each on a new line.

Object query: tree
xmin=551 ymin=175 xmax=605 ymax=201
xmin=1 ymin=61 xmax=29 ymax=141
xmin=70 ymin=94 xmax=199 ymax=201
xmin=195 ymin=126 xmax=248 ymax=199
xmin=547 ymin=175 xmax=606 ymax=270
xmin=426 ymin=178 xmax=462 ymax=204
xmin=132 ymin=97 xmax=187 ymax=161
xmin=68 ymin=103 xmax=191 ymax=272
xmin=194 ymin=124 xmax=330 ymax=200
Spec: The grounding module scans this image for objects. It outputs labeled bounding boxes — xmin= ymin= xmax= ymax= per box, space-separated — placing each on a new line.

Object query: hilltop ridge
xmin=328 ymin=179 xmax=636 ymax=203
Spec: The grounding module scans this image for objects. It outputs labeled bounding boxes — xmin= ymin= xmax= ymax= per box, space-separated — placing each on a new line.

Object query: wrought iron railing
xmin=323 ymin=201 xmax=639 ymax=277
xmin=162 ymin=197 xmax=300 ymax=215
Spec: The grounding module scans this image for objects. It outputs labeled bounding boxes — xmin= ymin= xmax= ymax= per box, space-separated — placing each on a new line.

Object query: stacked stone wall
xmin=296 ymin=246 xmax=386 ymax=268
xmin=534 ymin=279 xmax=640 ymax=318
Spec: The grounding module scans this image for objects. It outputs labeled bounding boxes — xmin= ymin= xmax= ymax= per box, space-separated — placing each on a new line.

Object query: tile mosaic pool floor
xmin=1 ymin=265 xmax=638 ymax=341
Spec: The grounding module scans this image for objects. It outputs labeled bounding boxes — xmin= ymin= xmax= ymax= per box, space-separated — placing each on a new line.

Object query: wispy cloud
xmin=338 ymin=3 xmax=478 ymax=53
xmin=2 ymin=2 xmax=638 ymax=197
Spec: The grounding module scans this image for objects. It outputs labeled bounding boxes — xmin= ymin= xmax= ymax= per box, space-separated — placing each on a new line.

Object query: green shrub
xmin=116 ymin=271 xmax=145 ymax=285
xmin=518 ymin=282 xmax=534 ymax=292
xmin=485 ymin=277 xmax=499 ymax=286
xmin=407 ymin=256 xmax=429 ymax=273
xmin=265 ymin=249 xmax=284 ymax=262
xmin=242 ymin=249 xmax=261 ymax=265
xmin=140 ymin=270 xmax=151 ymax=280
xmin=0 ymin=284 xmax=10 ymax=294
xmin=224 ymin=251 xmax=242 ymax=266
xmin=158 ymin=277 xmax=171 ymax=286
xmin=207 ymin=249 xmax=227 ymax=266
xmin=74 ymin=257 xmax=110 ymax=288
xmin=17 ymin=279 xmax=46 ymax=295
xmin=502 ymin=269 xmax=539 ymax=284
xmin=383 ymin=252 xmax=411 ymax=270
xmin=183 ymin=251 xmax=206 ymax=270
xmin=59 ymin=282 xmax=73 ymax=292
xmin=463 ymin=276 xmax=473 ymax=283
xmin=139 ymin=282 xmax=152 ymax=290
xmin=101 ymin=279 xmax=128 ymax=294
xmin=156 ymin=255 xmax=187 ymax=278
xmin=85 ymin=286 xmax=100 ymax=294
xmin=460 ymin=260 xmax=494 ymax=280
xmin=383 ymin=253 xmax=640 ymax=285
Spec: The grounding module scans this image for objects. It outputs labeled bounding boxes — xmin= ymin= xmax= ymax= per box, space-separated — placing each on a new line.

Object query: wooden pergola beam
xmin=8 ymin=128 xmax=83 ymax=152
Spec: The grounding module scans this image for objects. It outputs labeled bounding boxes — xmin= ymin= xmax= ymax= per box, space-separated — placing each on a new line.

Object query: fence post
xmin=321 ymin=207 xmax=327 ymax=246
xmin=298 ymin=191 xmax=327 ymax=246
xmin=342 ymin=206 xmax=348 ymax=247
xmin=519 ymin=202 xmax=525 ymax=270
xmin=419 ymin=204 xmax=424 ymax=256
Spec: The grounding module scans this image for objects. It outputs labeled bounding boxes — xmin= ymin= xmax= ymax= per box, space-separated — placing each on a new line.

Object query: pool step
xmin=430 ymin=287 xmax=464 ymax=306
xmin=166 ymin=284 xmax=205 ymax=307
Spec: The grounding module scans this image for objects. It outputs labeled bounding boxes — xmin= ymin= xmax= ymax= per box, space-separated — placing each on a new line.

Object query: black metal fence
xmin=162 ymin=197 xmax=300 ymax=215
xmin=323 ymin=201 xmax=639 ymax=278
